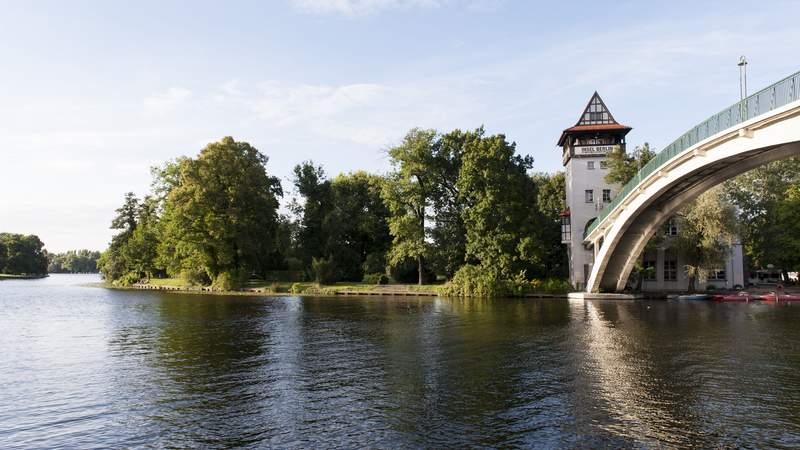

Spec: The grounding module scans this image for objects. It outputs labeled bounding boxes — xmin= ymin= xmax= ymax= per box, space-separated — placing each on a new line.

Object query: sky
xmin=1 ymin=0 xmax=800 ymax=252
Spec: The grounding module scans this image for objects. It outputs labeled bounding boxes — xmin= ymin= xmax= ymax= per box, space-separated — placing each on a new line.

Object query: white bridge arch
xmin=584 ymin=71 xmax=800 ymax=293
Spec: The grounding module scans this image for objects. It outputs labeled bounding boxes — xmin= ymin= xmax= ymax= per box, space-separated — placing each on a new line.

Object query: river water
xmin=2 ymin=274 xmax=800 ymax=448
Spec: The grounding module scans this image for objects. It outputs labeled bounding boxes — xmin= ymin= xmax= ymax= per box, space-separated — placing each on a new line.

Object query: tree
xmin=604 ymin=143 xmax=656 ymax=185
xmin=98 ymin=192 xmax=147 ymax=283
xmin=159 ymin=137 xmax=283 ymax=289
xmin=0 ymin=233 xmax=48 ymax=275
xmin=725 ymin=158 xmax=800 ymax=274
xmin=531 ymin=171 xmax=568 ymax=278
xmin=458 ymin=132 xmax=545 ymax=279
xmin=382 ymin=128 xmax=438 ymax=285
xmin=328 ymin=171 xmax=391 ymax=280
xmin=772 ymin=185 xmax=800 ymax=273
xmin=427 ymin=128 xmax=476 ymax=278
xmin=291 ymin=161 xmax=333 ymax=271
xmin=48 ymin=250 xmax=101 ymax=273
xmin=672 ymin=187 xmax=737 ymax=292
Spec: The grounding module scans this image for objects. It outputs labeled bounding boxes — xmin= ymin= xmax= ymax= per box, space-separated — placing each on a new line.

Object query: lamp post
xmin=738 ymin=56 xmax=748 ymax=119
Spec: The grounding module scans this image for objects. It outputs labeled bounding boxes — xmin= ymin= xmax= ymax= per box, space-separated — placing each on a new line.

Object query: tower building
xmin=558 ymin=93 xmax=745 ymax=291
xmin=558 ymin=93 xmax=631 ymax=289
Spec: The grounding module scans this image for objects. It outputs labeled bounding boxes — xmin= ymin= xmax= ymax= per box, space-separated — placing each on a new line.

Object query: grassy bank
xmin=0 ymin=273 xmax=47 ymax=280
xmin=131 ymin=278 xmax=441 ymax=296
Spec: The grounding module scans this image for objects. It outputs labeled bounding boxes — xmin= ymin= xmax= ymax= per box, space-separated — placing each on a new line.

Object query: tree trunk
xmin=418 ymin=208 xmax=425 ymax=286
xmin=687 ymin=276 xmax=696 ymax=293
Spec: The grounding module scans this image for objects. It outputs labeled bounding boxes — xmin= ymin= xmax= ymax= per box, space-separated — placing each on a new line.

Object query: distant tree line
xmin=98 ymin=132 xmax=569 ymax=293
xmin=0 ymin=233 xmax=48 ymax=276
xmin=48 ymin=250 xmax=101 ymax=273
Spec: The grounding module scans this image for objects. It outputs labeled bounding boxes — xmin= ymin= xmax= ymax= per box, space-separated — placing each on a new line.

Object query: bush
xmin=113 ymin=271 xmax=141 ymax=287
xmin=363 ymin=272 xmax=389 ymax=285
xmin=438 ymin=265 xmax=510 ymax=298
xmin=439 ymin=265 xmax=572 ymax=298
xmin=211 ymin=269 xmax=248 ymax=291
xmin=180 ymin=267 xmax=210 ymax=286
xmin=311 ymin=256 xmax=337 ymax=284
xmin=539 ymin=278 xmax=573 ymax=294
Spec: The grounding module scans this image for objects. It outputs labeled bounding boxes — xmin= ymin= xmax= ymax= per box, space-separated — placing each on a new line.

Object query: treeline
xmin=99 ymin=131 xmax=569 ymax=294
xmin=48 ymin=250 xmax=101 ymax=273
xmin=725 ymin=158 xmax=800 ymax=278
xmin=0 ymin=233 xmax=48 ymax=276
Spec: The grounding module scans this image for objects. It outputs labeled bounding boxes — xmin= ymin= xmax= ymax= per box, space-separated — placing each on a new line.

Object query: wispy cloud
xmin=289 ymin=0 xmax=447 ymax=16
xmin=143 ymin=87 xmax=192 ymax=116
xmin=214 ymin=78 xmax=479 ymax=146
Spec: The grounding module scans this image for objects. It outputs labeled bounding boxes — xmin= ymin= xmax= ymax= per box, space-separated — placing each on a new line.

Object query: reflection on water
xmin=2 ymin=275 xmax=800 ymax=448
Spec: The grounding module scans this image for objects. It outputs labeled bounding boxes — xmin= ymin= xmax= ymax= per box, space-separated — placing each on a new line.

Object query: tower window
xmin=602 ymin=189 xmax=611 ymax=203
xmin=587 ymin=161 xmax=595 ymax=170
xmin=561 ymin=215 xmax=571 ymax=242
xmin=585 ymin=190 xmax=594 ymax=203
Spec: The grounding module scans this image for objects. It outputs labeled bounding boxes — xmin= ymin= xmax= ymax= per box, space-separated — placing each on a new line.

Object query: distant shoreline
xmin=0 ymin=273 xmax=48 ymax=280
xmin=91 ymin=280 xmax=571 ymax=299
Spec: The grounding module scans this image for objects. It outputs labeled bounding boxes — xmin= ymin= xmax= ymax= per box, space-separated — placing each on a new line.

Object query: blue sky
xmin=2 ymin=0 xmax=799 ymax=252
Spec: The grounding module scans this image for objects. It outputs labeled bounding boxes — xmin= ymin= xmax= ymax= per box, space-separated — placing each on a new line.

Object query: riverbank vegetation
xmin=98 ymin=132 xmax=569 ymax=296
xmin=0 ymin=233 xmax=48 ymax=277
xmin=48 ymin=250 xmax=101 ymax=273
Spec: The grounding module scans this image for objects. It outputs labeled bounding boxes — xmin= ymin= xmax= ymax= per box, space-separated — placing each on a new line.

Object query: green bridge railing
xmin=585 ymin=69 xmax=800 ymax=238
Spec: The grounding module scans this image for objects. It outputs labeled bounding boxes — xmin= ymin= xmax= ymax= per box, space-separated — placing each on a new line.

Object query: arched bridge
xmin=585 ymin=70 xmax=800 ymax=293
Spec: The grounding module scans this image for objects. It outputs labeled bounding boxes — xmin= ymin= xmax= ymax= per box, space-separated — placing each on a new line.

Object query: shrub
xmin=211 ymin=269 xmax=247 ymax=291
xmin=438 ymin=265 xmax=510 ymax=298
xmin=539 ymin=278 xmax=573 ymax=294
xmin=439 ymin=265 xmax=573 ymax=297
xmin=311 ymin=257 xmax=337 ymax=284
xmin=363 ymin=272 xmax=389 ymax=285
xmin=113 ymin=271 xmax=141 ymax=287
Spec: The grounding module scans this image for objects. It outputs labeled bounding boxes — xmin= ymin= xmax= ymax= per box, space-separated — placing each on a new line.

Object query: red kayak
xmin=759 ymin=293 xmax=800 ymax=302
xmin=713 ymin=292 xmax=755 ymax=302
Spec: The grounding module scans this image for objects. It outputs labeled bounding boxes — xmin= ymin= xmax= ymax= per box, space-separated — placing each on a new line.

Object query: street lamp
xmin=738 ymin=55 xmax=748 ymax=120
xmin=738 ymin=55 xmax=748 ymax=101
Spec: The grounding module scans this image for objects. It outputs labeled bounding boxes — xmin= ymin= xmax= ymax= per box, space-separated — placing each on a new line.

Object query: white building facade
xmin=559 ymin=93 xmax=745 ymax=291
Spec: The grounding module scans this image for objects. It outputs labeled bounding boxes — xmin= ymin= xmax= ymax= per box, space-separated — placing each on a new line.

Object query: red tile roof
xmin=557 ymin=123 xmax=632 ymax=146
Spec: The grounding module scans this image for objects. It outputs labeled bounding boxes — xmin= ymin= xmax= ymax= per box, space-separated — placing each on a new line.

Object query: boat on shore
xmin=676 ymin=294 xmax=712 ymax=301
xmin=713 ymin=292 xmax=755 ymax=302
xmin=759 ymin=293 xmax=800 ymax=302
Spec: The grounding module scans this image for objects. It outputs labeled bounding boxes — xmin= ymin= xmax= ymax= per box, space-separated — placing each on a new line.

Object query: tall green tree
xmin=382 ymin=128 xmax=438 ymax=285
xmin=328 ymin=171 xmax=391 ymax=280
xmin=725 ymin=158 xmax=800 ymax=274
xmin=672 ymin=187 xmax=737 ymax=292
xmin=604 ymin=143 xmax=656 ymax=185
xmin=0 ymin=233 xmax=48 ymax=275
xmin=427 ymin=128 xmax=476 ymax=278
xmin=531 ymin=171 xmax=568 ymax=278
xmin=159 ymin=137 xmax=283 ymax=289
xmin=772 ymin=185 xmax=800 ymax=272
xmin=291 ymin=161 xmax=334 ymax=270
xmin=98 ymin=192 xmax=141 ymax=282
xmin=458 ymin=132 xmax=545 ymax=279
